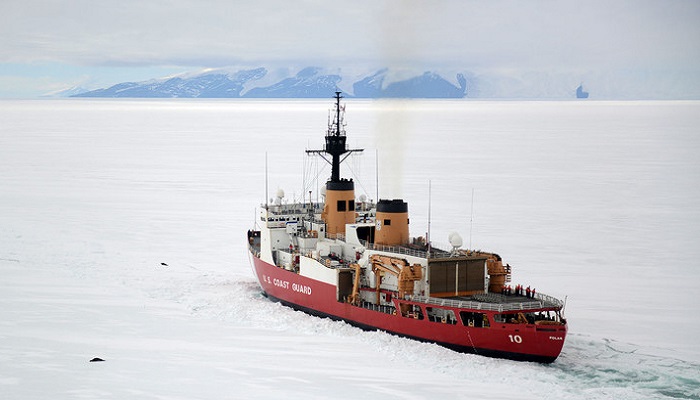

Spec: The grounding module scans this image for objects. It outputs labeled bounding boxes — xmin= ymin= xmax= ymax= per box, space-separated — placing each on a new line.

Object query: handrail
xmin=362 ymin=241 xmax=459 ymax=260
xmin=532 ymin=292 xmax=564 ymax=308
xmin=407 ymin=294 xmax=563 ymax=313
xmin=261 ymin=201 xmax=324 ymax=214
xmin=327 ymin=233 xmax=346 ymax=241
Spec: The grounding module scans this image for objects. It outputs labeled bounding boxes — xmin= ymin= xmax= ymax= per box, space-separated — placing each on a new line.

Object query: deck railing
xmin=366 ymin=241 xmax=458 ymax=260
xmin=408 ymin=293 xmax=563 ymax=313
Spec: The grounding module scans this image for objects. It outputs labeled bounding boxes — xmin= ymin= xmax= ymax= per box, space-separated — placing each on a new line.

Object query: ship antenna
xmin=306 ymin=91 xmax=363 ymax=183
xmin=375 ymin=149 xmax=379 ymax=203
xmin=335 ymin=91 xmax=342 ymax=136
xmin=469 ymin=188 xmax=475 ymax=249
xmin=265 ymin=152 xmax=269 ymax=210
xmin=427 ymin=180 xmax=432 ymax=258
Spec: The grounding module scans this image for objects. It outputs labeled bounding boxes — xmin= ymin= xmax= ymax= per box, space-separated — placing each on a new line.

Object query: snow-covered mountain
xmin=51 ymin=65 xmax=700 ymax=100
xmin=381 ymin=71 xmax=467 ymax=98
xmin=41 ymin=85 xmax=93 ymax=98
xmin=74 ymin=68 xmax=267 ymax=98
xmin=243 ymin=67 xmax=343 ymax=98
xmin=72 ymin=67 xmax=469 ymax=99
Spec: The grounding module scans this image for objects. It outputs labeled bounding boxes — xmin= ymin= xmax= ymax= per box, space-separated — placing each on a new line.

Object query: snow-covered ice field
xmin=1 ymin=99 xmax=699 ymax=399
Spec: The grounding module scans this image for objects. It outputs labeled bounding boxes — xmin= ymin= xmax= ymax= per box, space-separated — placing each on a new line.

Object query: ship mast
xmin=306 ymin=92 xmax=364 ymax=236
xmin=306 ymin=91 xmax=363 ymax=182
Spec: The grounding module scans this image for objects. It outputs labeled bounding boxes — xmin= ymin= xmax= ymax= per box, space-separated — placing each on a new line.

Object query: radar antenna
xmin=306 ymin=92 xmax=363 ymax=182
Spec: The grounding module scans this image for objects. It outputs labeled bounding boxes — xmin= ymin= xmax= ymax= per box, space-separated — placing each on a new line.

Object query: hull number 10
xmin=508 ymin=334 xmax=523 ymax=344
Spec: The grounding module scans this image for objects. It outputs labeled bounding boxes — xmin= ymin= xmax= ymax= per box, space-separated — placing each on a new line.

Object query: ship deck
xmin=409 ymin=292 xmax=564 ymax=313
xmin=247 ymin=229 xmax=564 ymax=314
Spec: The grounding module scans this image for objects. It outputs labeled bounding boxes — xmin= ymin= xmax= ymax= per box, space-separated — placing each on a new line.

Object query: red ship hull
xmin=250 ymin=252 xmax=567 ymax=363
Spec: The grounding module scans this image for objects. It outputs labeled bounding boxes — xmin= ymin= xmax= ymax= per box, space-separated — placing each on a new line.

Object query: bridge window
xmin=337 ymin=200 xmax=346 ymax=211
xmin=349 ymin=200 xmax=355 ymax=211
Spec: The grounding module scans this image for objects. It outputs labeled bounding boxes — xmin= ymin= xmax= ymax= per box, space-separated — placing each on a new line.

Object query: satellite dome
xmin=449 ymin=232 xmax=463 ymax=248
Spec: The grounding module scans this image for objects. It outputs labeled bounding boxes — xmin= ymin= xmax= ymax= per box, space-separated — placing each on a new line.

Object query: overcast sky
xmin=1 ymin=0 xmax=699 ymax=97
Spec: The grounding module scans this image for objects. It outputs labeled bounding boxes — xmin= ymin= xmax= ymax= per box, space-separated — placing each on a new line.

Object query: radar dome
xmin=448 ymin=232 xmax=463 ymax=248
xmin=274 ymin=189 xmax=284 ymax=205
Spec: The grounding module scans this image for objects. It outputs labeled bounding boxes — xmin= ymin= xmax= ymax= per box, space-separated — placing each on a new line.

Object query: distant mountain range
xmin=46 ymin=64 xmax=700 ymax=100
xmin=71 ymin=67 xmax=469 ymax=99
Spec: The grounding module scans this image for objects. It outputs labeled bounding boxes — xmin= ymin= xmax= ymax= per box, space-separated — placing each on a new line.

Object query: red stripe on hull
xmin=250 ymin=253 xmax=566 ymax=363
